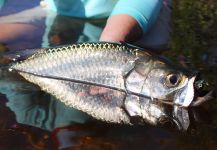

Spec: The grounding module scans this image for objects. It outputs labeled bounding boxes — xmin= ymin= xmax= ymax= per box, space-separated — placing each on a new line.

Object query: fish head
xmin=126 ymin=56 xmax=197 ymax=107
xmin=143 ymin=65 xmax=196 ymax=107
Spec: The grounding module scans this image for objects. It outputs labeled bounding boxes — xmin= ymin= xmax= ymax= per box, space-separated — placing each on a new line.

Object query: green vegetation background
xmin=170 ymin=0 xmax=216 ymax=58
xmin=168 ymin=0 xmax=217 ymax=89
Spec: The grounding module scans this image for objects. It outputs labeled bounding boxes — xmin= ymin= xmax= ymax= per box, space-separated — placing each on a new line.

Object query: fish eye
xmin=165 ymin=74 xmax=180 ymax=87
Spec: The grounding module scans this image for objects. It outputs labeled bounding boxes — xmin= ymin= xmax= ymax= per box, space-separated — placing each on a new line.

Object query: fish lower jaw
xmin=174 ymin=77 xmax=196 ymax=107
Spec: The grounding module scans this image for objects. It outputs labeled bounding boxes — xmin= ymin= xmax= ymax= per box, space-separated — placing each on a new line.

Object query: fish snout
xmin=191 ymin=75 xmax=215 ymax=107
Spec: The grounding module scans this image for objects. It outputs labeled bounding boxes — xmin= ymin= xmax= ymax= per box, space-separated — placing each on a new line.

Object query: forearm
xmin=100 ymin=0 xmax=163 ymax=42
xmin=99 ymin=14 xmax=142 ymax=42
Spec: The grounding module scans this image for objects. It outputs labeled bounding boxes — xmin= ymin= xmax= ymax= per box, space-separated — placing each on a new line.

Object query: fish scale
xmin=18 ymin=72 xmax=130 ymax=123
xmin=12 ymin=43 xmax=141 ymax=91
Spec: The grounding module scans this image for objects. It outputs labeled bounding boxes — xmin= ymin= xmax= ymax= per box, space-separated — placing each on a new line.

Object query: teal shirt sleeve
xmin=111 ymin=0 xmax=163 ymax=33
xmin=0 ymin=0 xmax=5 ymax=9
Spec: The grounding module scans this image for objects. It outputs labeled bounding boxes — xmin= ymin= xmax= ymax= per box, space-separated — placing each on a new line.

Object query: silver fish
xmin=9 ymin=42 xmax=198 ymax=126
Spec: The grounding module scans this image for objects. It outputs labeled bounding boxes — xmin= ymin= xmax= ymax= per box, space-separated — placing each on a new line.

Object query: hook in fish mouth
xmin=173 ymin=75 xmax=215 ymax=107
xmin=190 ymin=76 xmax=215 ymax=107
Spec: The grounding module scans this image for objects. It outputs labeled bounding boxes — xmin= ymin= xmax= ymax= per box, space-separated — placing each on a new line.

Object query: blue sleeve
xmin=0 ymin=0 xmax=5 ymax=9
xmin=111 ymin=0 xmax=163 ymax=33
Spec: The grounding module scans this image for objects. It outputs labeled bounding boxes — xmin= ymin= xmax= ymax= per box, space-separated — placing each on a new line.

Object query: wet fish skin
xmin=10 ymin=71 xmax=170 ymax=125
xmin=12 ymin=42 xmax=142 ymax=91
xmin=10 ymin=42 xmax=196 ymax=125
xmin=16 ymin=73 xmax=130 ymax=123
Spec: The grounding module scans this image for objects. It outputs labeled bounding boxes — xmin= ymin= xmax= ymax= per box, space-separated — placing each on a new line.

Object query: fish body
xmin=10 ymin=42 xmax=196 ymax=126
xmin=11 ymin=43 xmax=140 ymax=92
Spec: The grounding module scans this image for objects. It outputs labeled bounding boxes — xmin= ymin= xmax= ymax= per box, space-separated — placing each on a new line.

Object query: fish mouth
xmin=190 ymin=76 xmax=215 ymax=107
xmin=174 ymin=76 xmax=196 ymax=107
xmin=174 ymin=75 xmax=214 ymax=107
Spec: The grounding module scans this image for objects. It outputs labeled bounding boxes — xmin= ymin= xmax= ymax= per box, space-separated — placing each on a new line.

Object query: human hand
xmin=100 ymin=14 xmax=142 ymax=42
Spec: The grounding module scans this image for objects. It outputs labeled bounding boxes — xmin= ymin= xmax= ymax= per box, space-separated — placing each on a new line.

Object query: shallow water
xmin=0 ymin=1 xmax=217 ymax=150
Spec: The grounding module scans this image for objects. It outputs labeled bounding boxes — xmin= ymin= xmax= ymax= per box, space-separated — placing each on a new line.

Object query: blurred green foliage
xmin=170 ymin=0 xmax=217 ymax=57
xmin=167 ymin=0 xmax=217 ymax=91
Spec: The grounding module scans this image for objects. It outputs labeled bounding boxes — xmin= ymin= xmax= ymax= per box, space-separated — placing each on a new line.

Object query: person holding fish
xmin=0 ymin=0 xmax=214 ymax=136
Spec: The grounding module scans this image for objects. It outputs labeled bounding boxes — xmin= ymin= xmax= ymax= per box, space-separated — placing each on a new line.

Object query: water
xmin=0 ymin=1 xmax=217 ymax=150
